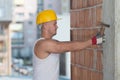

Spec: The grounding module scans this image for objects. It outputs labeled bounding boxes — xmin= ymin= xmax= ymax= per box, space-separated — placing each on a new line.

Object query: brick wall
xmin=70 ymin=0 xmax=103 ymax=80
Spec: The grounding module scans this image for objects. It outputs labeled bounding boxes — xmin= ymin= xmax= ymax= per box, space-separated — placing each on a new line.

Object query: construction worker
xmin=33 ymin=9 xmax=104 ymax=80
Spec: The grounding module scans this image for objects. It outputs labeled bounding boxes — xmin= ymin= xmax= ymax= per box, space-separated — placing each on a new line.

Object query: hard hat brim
xmin=37 ymin=18 xmax=62 ymax=25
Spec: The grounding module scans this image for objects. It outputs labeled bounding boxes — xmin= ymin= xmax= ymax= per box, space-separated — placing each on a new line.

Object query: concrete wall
xmin=102 ymin=0 xmax=115 ymax=80
xmin=102 ymin=0 xmax=120 ymax=80
xmin=115 ymin=0 xmax=120 ymax=80
xmin=11 ymin=0 xmax=37 ymax=58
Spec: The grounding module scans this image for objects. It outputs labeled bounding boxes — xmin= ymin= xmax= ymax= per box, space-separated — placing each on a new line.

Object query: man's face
xmin=46 ymin=20 xmax=58 ymax=35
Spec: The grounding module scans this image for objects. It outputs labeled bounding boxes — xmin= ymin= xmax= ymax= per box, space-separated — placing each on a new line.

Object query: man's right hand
xmin=92 ymin=33 xmax=105 ymax=45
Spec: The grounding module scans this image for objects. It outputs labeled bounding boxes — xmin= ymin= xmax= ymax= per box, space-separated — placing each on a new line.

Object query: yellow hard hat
xmin=36 ymin=9 xmax=58 ymax=25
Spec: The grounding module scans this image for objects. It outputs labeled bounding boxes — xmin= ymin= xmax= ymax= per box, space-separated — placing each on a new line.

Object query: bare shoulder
xmin=35 ymin=39 xmax=59 ymax=48
xmin=34 ymin=39 xmax=59 ymax=58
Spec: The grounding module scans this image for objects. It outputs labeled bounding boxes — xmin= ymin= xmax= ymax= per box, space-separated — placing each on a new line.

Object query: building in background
xmin=37 ymin=0 xmax=70 ymax=15
xmin=0 ymin=0 xmax=12 ymax=75
xmin=61 ymin=0 xmax=70 ymax=13
xmin=9 ymin=0 xmax=70 ymax=77
xmin=10 ymin=0 xmax=37 ymax=65
xmin=43 ymin=0 xmax=62 ymax=14
xmin=36 ymin=0 xmax=43 ymax=38
xmin=37 ymin=0 xmax=43 ymax=12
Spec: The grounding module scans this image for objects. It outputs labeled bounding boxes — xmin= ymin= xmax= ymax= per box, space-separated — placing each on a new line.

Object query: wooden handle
xmin=100 ymin=26 xmax=105 ymax=36
xmin=99 ymin=22 xmax=110 ymax=36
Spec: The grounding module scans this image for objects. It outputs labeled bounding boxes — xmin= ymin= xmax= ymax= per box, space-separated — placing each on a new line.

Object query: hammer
xmin=99 ymin=22 xmax=110 ymax=36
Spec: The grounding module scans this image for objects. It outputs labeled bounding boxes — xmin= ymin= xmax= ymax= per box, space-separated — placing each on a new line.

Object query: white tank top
xmin=33 ymin=38 xmax=60 ymax=80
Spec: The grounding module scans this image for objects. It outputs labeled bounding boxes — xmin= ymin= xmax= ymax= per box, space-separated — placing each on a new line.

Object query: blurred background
xmin=0 ymin=0 xmax=70 ymax=80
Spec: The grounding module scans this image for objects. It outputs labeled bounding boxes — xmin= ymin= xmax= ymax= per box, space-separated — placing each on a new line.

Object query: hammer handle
xmin=100 ymin=26 xmax=105 ymax=36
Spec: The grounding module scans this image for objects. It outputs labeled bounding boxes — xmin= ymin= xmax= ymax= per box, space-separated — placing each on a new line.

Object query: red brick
xmin=71 ymin=65 xmax=74 ymax=80
xmin=76 ymin=67 xmax=81 ymax=80
xmin=71 ymin=29 xmax=98 ymax=41
xmin=75 ymin=12 xmax=78 ymax=27
xmin=82 ymin=30 xmax=86 ymax=41
xmin=71 ymin=0 xmax=74 ymax=9
xmin=71 ymin=66 xmax=79 ymax=80
xmin=76 ymin=30 xmax=81 ymax=41
xmin=99 ymin=72 xmax=103 ymax=80
xmin=96 ymin=0 xmax=103 ymax=4
xmin=71 ymin=52 xmax=75 ymax=64
xmin=76 ymin=29 xmax=99 ymax=41
xmin=94 ymin=0 xmax=103 ymax=5
xmin=84 ymin=30 xmax=93 ymax=40
xmin=70 ymin=0 xmax=73 ymax=9
xmin=71 ymin=0 xmax=77 ymax=9
xmin=70 ymin=12 xmax=74 ymax=27
xmin=96 ymin=50 xmax=103 ymax=71
xmin=71 ymin=65 xmax=78 ymax=80
xmin=95 ymin=72 xmax=100 ymax=80
xmin=78 ymin=8 xmax=95 ymax=28
xmin=96 ymin=6 xmax=102 ymax=25
xmin=79 ymin=50 xmax=85 ymax=65
xmin=71 ymin=30 xmax=76 ymax=41
xmin=79 ymin=68 xmax=83 ymax=80
xmin=84 ymin=9 xmax=90 ymax=27
xmin=75 ymin=0 xmax=78 ymax=9
xmin=79 ymin=10 xmax=85 ymax=27
xmin=70 ymin=0 xmax=103 ymax=79
xmin=79 ymin=69 xmax=90 ymax=80
xmin=88 ymin=0 xmax=95 ymax=6
xmin=82 ymin=0 xmax=88 ymax=8
xmin=89 ymin=50 xmax=94 ymax=68
xmin=88 ymin=9 xmax=93 ymax=27
xmin=94 ymin=0 xmax=97 ymax=5
xmin=76 ymin=67 xmax=80 ymax=80
xmin=71 ymin=65 xmax=73 ymax=80
xmin=73 ymin=30 xmax=77 ymax=40
xmin=84 ymin=50 xmax=90 ymax=67
xmin=91 ymin=8 xmax=96 ymax=26
xmin=80 ymin=30 xmax=87 ymax=41
xmin=77 ymin=0 xmax=83 ymax=9
xmin=89 ymin=8 xmax=94 ymax=27
xmin=72 ymin=30 xmax=82 ymax=41
xmin=84 ymin=50 xmax=94 ymax=68
xmin=91 ymin=71 xmax=98 ymax=80
xmin=82 ymin=69 xmax=88 ymax=80
xmin=75 ymin=51 xmax=80 ymax=64
xmin=75 ymin=30 xmax=78 ymax=40
xmin=87 ymin=70 xmax=91 ymax=80
xmin=91 ymin=71 xmax=103 ymax=80
xmin=71 ymin=12 xmax=77 ymax=28
xmin=76 ymin=11 xmax=80 ymax=27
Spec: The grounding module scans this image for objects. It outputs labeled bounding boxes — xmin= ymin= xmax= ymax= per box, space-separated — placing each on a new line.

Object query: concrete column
xmin=102 ymin=0 xmax=115 ymax=80
xmin=115 ymin=0 xmax=120 ymax=80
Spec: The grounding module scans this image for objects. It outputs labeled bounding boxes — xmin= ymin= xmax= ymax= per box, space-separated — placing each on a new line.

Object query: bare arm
xmin=40 ymin=39 xmax=92 ymax=54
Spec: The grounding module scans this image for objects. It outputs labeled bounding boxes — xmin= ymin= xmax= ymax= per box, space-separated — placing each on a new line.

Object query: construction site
xmin=0 ymin=0 xmax=120 ymax=80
